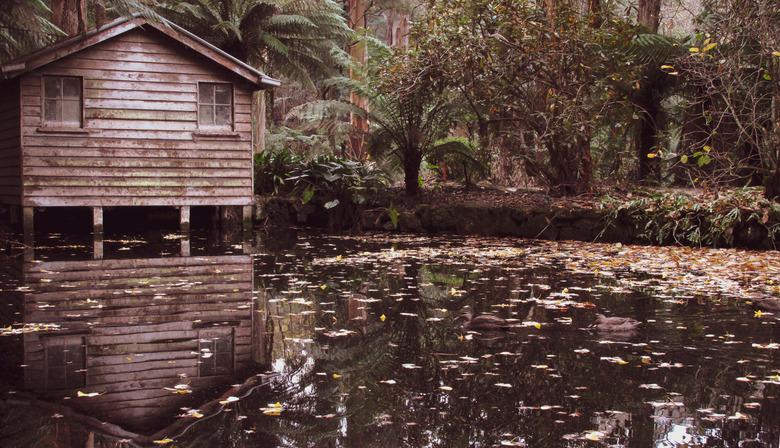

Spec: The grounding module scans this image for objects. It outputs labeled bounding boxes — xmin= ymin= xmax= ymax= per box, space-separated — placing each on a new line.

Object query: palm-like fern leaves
xmin=160 ymin=0 xmax=353 ymax=88
xmin=0 ymin=0 xmax=61 ymax=63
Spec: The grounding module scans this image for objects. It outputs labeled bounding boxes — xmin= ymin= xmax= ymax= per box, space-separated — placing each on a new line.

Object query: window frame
xmin=197 ymin=328 xmax=235 ymax=377
xmin=197 ymin=82 xmax=234 ymax=131
xmin=41 ymin=75 xmax=83 ymax=129
xmin=43 ymin=336 xmax=86 ymax=390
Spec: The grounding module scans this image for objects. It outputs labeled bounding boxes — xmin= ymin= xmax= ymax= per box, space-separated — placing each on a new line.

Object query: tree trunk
xmin=347 ymin=0 xmax=369 ymax=161
xmin=634 ymin=0 xmax=663 ymax=182
xmin=403 ymin=152 xmax=422 ymax=196
xmin=637 ymin=0 xmax=661 ymax=32
xmin=384 ymin=9 xmax=411 ymax=47
xmin=51 ymin=0 xmax=87 ymax=36
xmin=634 ymin=67 xmax=663 ymax=182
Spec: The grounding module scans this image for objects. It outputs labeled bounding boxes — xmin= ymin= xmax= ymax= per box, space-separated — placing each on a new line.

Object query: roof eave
xmin=0 ymin=15 xmax=280 ymax=89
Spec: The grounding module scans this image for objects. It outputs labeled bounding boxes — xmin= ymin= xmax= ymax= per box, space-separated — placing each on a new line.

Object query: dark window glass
xmin=45 ymin=342 xmax=86 ymax=389
xmin=198 ymin=331 xmax=234 ymax=377
xmin=198 ymin=82 xmax=232 ymax=127
xmin=42 ymin=76 xmax=82 ymax=127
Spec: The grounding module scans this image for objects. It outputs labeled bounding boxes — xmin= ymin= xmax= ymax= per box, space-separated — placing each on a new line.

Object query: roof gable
xmin=0 ymin=15 xmax=279 ymax=89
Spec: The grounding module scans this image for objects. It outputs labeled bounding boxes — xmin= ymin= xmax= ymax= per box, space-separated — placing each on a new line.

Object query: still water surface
xmin=2 ymin=229 xmax=780 ymax=447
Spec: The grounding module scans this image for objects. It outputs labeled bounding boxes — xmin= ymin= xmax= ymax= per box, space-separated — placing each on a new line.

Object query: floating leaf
xmin=77 ymin=391 xmax=103 ymax=397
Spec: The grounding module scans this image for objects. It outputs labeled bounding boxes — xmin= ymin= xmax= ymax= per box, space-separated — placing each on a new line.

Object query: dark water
xmin=2 ymin=229 xmax=780 ymax=447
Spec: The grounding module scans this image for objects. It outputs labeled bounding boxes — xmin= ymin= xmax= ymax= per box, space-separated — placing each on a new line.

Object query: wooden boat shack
xmin=0 ymin=15 xmax=279 ymax=234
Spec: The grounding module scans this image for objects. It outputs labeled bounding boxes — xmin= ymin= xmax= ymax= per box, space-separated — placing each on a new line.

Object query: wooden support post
xmin=181 ymin=235 xmax=191 ymax=257
xmin=22 ymin=207 xmax=34 ymax=236
xmin=22 ymin=207 xmax=34 ymax=261
xmin=93 ymin=233 xmax=104 ymax=260
xmin=242 ymin=205 xmax=253 ymax=232
xmin=92 ymin=207 xmax=103 ymax=235
xmin=180 ymin=206 xmax=191 ymax=232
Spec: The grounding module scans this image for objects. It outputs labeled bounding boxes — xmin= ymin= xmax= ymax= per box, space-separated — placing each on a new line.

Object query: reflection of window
xmin=198 ymin=329 xmax=234 ymax=376
xmin=43 ymin=76 xmax=82 ymax=127
xmin=198 ymin=82 xmax=232 ymax=128
xmin=45 ymin=338 xmax=86 ymax=389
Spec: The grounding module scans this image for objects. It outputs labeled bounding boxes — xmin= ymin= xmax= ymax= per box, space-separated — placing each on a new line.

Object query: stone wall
xmin=254 ymin=196 xmax=778 ymax=250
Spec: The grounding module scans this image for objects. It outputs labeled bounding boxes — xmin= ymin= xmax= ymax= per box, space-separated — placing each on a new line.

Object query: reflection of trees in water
xmin=197 ymin=235 xmax=780 ymax=447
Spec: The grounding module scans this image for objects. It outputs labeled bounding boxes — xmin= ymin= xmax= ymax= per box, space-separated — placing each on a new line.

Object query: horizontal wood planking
xmin=22 ymin=135 xmax=250 ymax=151
xmin=22 ymin=254 xmax=255 ymax=423
xmin=23 ymin=196 xmax=253 ymax=206
xmin=0 ymin=79 xmax=22 ymax=203
xmin=14 ymin=27 xmax=257 ymax=209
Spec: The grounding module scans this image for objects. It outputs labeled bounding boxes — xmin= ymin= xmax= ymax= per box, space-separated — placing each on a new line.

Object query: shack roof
xmin=0 ymin=15 xmax=280 ymax=89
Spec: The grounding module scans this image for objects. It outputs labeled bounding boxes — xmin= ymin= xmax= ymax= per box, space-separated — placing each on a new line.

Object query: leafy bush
xmin=601 ymin=187 xmax=780 ymax=247
xmin=254 ymin=149 xmax=298 ymax=195
xmin=285 ymin=155 xmax=386 ymax=209
xmin=255 ymin=151 xmax=387 ymax=228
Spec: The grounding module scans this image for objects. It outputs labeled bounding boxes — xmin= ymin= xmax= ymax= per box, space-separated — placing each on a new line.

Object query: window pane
xmin=44 ymin=77 xmax=61 ymax=99
xmin=215 ymin=105 xmax=231 ymax=125
xmin=199 ymin=83 xmax=214 ymax=103
xmin=44 ymin=99 xmax=60 ymax=121
xmin=62 ymin=78 xmax=80 ymax=98
xmin=199 ymin=105 xmax=214 ymax=125
xmin=62 ymin=99 xmax=81 ymax=123
xmin=214 ymin=84 xmax=231 ymax=105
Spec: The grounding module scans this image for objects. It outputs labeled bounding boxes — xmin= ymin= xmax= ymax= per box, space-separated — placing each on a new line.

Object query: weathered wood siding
xmin=19 ymin=27 xmax=255 ymax=208
xmin=0 ymin=79 xmax=22 ymax=205
xmin=21 ymin=254 xmax=255 ymax=431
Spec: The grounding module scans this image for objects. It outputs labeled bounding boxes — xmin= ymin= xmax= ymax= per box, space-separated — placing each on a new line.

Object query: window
xmin=44 ymin=339 xmax=86 ymax=389
xmin=43 ymin=76 xmax=82 ymax=127
xmin=198 ymin=82 xmax=233 ymax=128
xmin=198 ymin=329 xmax=234 ymax=376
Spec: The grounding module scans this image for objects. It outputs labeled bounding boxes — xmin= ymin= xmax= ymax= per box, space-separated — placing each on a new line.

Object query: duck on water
xmin=593 ymin=313 xmax=641 ymax=332
xmin=456 ymin=311 xmax=510 ymax=332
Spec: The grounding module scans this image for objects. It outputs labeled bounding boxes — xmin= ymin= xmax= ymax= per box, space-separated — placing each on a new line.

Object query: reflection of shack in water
xmin=8 ymin=250 xmax=268 ymax=441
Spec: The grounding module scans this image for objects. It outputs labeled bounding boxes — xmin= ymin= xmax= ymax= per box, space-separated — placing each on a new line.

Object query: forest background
xmin=2 ymin=0 xmax=780 ymax=241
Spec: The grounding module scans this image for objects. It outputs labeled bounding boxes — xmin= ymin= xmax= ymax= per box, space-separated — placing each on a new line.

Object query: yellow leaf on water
xmin=77 ymin=391 xmax=102 ymax=397
xmin=584 ymin=431 xmax=605 ymax=441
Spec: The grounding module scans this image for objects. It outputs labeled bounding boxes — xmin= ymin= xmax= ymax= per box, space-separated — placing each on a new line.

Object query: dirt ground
xmin=376 ymin=182 xmax=623 ymax=212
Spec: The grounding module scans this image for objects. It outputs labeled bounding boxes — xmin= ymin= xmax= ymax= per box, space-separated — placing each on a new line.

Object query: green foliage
xmin=366 ymin=82 xmax=457 ymax=196
xmin=425 ymin=137 xmax=486 ymax=186
xmin=398 ymin=0 xmax=642 ymax=195
xmin=388 ymin=202 xmax=398 ymax=229
xmin=285 ymin=155 xmax=386 ymax=208
xmin=254 ymin=148 xmax=296 ymax=195
xmin=0 ymin=0 xmax=60 ymax=62
xmin=602 ymin=187 xmax=780 ymax=247
xmin=159 ymin=0 xmax=353 ymax=87
xmin=255 ymin=150 xmax=387 ymax=212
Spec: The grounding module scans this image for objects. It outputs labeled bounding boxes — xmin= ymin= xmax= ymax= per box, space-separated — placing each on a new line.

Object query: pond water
xmin=2 ymin=229 xmax=780 ymax=447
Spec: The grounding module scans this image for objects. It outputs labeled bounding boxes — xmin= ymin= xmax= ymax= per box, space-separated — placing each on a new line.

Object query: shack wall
xmin=19 ymin=27 xmax=255 ymax=208
xmin=21 ymin=254 xmax=255 ymax=430
xmin=0 ymin=78 xmax=22 ymax=205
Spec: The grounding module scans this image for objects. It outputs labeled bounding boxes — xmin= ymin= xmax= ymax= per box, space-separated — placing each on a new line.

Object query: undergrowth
xmin=600 ymin=187 xmax=780 ymax=248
